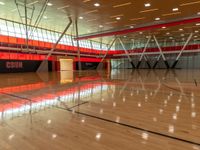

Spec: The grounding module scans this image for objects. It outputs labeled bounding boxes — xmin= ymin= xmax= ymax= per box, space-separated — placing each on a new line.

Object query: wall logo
xmin=6 ymin=62 xmax=23 ymax=69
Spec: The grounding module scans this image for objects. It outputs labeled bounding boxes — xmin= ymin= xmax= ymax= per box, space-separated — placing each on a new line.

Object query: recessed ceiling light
xmin=169 ymin=37 xmax=173 ymax=39
xmin=194 ymin=35 xmax=198 ymax=38
xmin=196 ymin=23 xmax=200 ymax=26
xmin=130 ymin=26 xmax=134 ymax=28
xmin=0 ymin=1 xmax=5 ymax=5
xmin=172 ymin=8 xmax=179 ymax=11
xmin=179 ymin=28 xmax=183 ymax=31
xmin=43 ymin=16 xmax=48 ymax=19
xmin=181 ymin=34 xmax=184 ymax=36
xmin=94 ymin=3 xmax=100 ymax=7
xmin=162 ymin=26 xmax=166 ymax=29
xmin=197 ymin=12 xmax=200 ymax=15
xmin=79 ymin=16 xmax=83 ymax=19
xmin=116 ymin=17 xmax=121 ymax=20
xmin=47 ymin=2 xmax=53 ymax=6
xmin=166 ymin=32 xmax=170 ymax=35
xmin=139 ymin=32 xmax=143 ymax=34
xmin=144 ymin=3 xmax=151 ymax=7
xmin=195 ymin=30 xmax=199 ymax=33
xmin=155 ymin=17 xmax=160 ymax=21
xmin=124 ymin=36 xmax=127 ymax=38
xmin=99 ymin=25 xmax=103 ymax=28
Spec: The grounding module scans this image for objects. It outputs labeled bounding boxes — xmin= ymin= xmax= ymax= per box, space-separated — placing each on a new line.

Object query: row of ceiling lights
xmin=2 ymin=1 xmax=199 ymax=40
xmin=38 ymin=1 xmax=200 ymax=30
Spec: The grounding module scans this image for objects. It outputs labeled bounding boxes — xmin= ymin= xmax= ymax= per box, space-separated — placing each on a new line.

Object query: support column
xmin=118 ymin=38 xmax=135 ymax=68
xmin=97 ymin=38 xmax=117 ymax=70
xmin=37 ymin=16 xmax=72 ymax=72
xmin=144 ymin=56 xmax=151 ymax=69
xmin=136 ymin=36 xmax=151 ymax=69
xmin=153 ymin=35 xmax=170 ymax=69
xmin=75 ymin=19 xmax=82 ymax=71
xmin=153 ymin=55 xmax=161 ymax=69
xmin=171 ymin=33 xmax=193 ymax=68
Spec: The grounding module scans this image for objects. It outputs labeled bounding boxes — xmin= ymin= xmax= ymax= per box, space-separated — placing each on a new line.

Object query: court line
xmin=0 ymin=92 xmax=32 ymax=101
xmin=56 ymin=106 xmax=200 ymax=146
xmin=2 ymin=90 xmax=200 ymax=146
xmin=55 ymin=101 xmax=89 ymax=111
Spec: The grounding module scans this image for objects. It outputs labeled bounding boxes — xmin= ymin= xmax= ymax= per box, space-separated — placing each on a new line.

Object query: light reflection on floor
xmin=0 ymin=69 xmax=199 ymax=150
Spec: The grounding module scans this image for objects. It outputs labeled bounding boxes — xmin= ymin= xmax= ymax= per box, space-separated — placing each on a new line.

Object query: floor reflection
xmin=0 ymin=69 xmax=199 ymax=149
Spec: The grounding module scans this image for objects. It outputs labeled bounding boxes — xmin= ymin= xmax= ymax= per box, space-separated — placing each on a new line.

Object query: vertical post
xmin=144 ymin=56 xmax=151 ymax=69
xmin=118 ymin=38 xmax=135 ymax=68
xmin=153 ymin=35 xmax=170 ymax=69
xmin=24 ymin=0 xmax=29 ymax=51
xmin=75 ymin=19 xmax=82 ymax=71
xmin=131 ymin=39 xmax=135 ymax=49
xmin=97 ymin=38 xmax=116 ymax=70
xmin=153 ymin=55 xmax=161 ymax=69
xmin=136 ymin=36 xmax=151 ymax=68
xmin=171 ymin=33 xmax=193 ymax=68
xmin=37 ymin=17 xmax=72 ymax=72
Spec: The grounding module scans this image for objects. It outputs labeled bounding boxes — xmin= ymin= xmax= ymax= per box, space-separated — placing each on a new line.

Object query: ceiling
xmin=0 ymin=0 xmax=200 ymax=44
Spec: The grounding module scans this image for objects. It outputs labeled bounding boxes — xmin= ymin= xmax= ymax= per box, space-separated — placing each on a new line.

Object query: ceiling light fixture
xmin=196 ymin=23 xmax=200 ymax=26
xmin=155 ymin=17 xmax=160 ymax=21
xmin=180 ymin=1 xmax=200 ymax=6
xmin=130 ymin=17 xmax=145 ymax=21
xmin=47 ymin=2 xmax=53 ymax=6
xmin=79 ymin=16 xmax=83 ymax=19
xmin=94 ymin=3 xmax=100 ymax=7
xmin=162 ymin=26 xmax=166 ymax=29
xmin=172 ymin=8 xmax=179 ymax=11
xmin=99 ymin=25 xmax=103 ymax=28
xmin=179 ymin=28 xmax=183 ymax=31
xmin=140 ymin=8 xmax=158 ymax=13
xmin=116 ymin=17 xmax=121 ymax=20
xmin=57 ymin=5 xmax=69 ymax=10
xmin=162 ymin=12 xmax=181 ymax=16
xmin=144 ymin=3 xmax=151 ymax=7
xmin=0 ymin=1 xmax=5 ymax=5
xmin=113 ymin=2 xmax=132 ymax=8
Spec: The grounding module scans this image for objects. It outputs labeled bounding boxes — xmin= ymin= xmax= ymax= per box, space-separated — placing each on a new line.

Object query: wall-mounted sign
xmin=0 ymin=60 xmax=52 ymax=73
xmin=6 ymin=61 xmax=23 ymax=69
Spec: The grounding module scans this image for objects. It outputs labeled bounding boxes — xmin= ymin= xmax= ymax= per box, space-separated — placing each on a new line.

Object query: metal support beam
xmin=152 ymin=55 xmax=161 ymax=69
xmin=171 ymin=33 xmax=193 ymax=68
xmin=15 ymin=0 xmax=35 ymax=52
xmin=29 ymin=0 xmax=49 ymax=38
xmin=153 ymin=35 xmax=170 ymax=69
xmin=37 ymin=16 xmax=72 ymax=72
xmin=75 ymin=19 xmax=82 ymax=71
xmin=136 ymin=36 xmax=151 ymax=68
xmin=46 ymin=17 xmax=72 ymax=59
xmin=131 ymin=39 xmax=135 ymax=50
xmin=118 ymin=38 xmax=135 ymax=68
xmin=97 ymin=38 xmax=117 ymax=70
xmin=144 ymin=56 xmax=151 ymax=69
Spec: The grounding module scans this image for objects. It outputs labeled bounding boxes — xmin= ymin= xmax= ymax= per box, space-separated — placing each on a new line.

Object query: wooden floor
xmin=0 ymin=69 xmax=200 ymax=150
